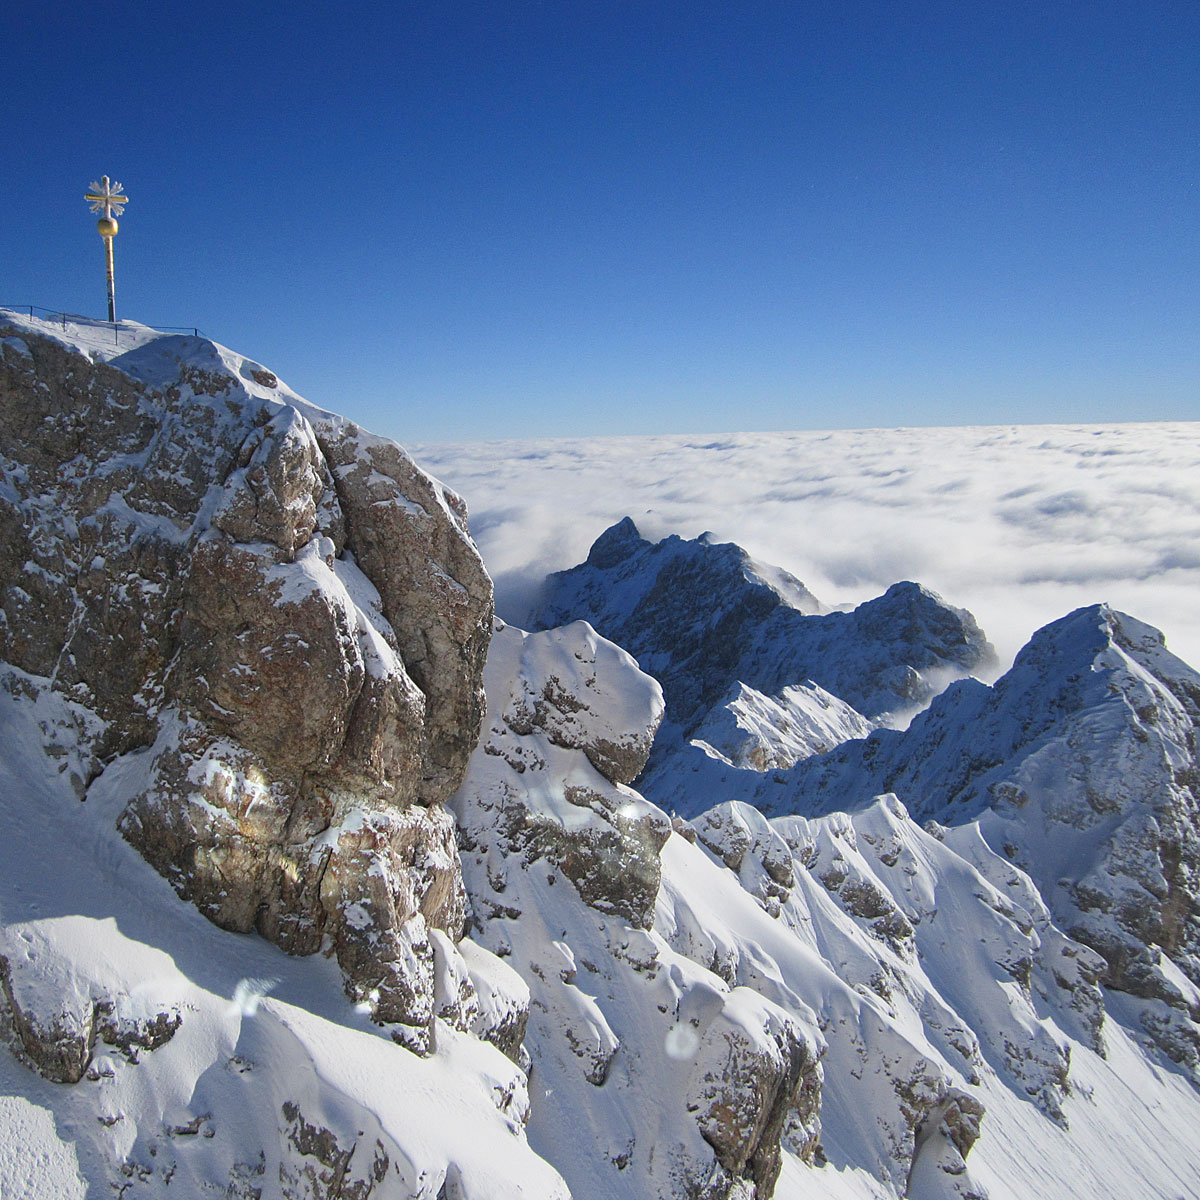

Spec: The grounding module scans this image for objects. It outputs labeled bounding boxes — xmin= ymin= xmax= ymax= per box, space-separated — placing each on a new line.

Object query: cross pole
xmin=84 ymin=176 xmax=129 ymax=322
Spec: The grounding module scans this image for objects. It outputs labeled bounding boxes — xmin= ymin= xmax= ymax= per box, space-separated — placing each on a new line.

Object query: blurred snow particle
xmin=664 ymin=1023 xmax=700 ymax=1060
xmin=227 ymin=977 xmax=278 ymax=1018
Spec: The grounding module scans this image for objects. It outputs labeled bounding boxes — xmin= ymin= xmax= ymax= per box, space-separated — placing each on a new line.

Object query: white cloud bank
xmin=410 ymin=422 xmax=1200 ymax=673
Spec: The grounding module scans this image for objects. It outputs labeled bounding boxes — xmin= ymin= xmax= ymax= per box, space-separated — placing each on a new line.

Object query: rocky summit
xmin=767 ymin=604 xmax=1200 ymax=1081
xmin=0 ymin=311 xmax=1198 ymax=1200
xmin=0 ymin=315 xmax=493 ymax=1048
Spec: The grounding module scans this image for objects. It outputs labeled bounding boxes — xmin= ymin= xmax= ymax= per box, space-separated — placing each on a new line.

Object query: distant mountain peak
xmin=532 ymin=521 xmax=996 ymax=824
xmin=585 ymin=514 xmax=647 ymax=567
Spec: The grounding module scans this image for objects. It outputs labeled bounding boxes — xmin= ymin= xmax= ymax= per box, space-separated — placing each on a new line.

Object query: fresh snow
xmin=0 ymin=664 xmax=569 ymax=1198
xmin=4 ymin=308 xmax=1200 ymax=1200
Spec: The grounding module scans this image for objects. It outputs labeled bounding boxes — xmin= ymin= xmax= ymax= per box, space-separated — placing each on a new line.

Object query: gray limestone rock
xmin=689 ymin=1001 xmax=821 ymax=1196
xmin=316 ymin=430 xmax=493 ymax=808
xmin=457 ymin=620 xmax=670 ymax=930
xmin=0 ymin=321 xmax=493 ymax=1045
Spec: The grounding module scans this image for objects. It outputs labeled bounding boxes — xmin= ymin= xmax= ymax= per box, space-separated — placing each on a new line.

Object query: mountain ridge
xmin=1 ymin=309 xmax=1198 ymax=1200
xmin=532 ymin=517 xmax=997 ymax=820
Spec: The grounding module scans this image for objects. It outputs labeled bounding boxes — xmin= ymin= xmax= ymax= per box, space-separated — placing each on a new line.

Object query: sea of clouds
xmin=409 ymin=422 xmax=1200 ymax=674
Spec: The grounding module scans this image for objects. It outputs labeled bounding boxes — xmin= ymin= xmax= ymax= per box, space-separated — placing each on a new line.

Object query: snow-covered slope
xmin=0 ymin=661 xmax=568 ymax=1198
xmin=531 ymin=519 xmax=994 ymax=819
xmin=450 ymin=611 xmax=1200 ymax=1200
xmin=3 ymin=309 xmax=1199 ymax=1200
xmin=758 ymin=604 xmax=1200 ymax=1083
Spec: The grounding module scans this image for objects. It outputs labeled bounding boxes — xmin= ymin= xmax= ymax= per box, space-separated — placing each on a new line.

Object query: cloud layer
xmin=410 ymin=423 xmax=1200 ymax=673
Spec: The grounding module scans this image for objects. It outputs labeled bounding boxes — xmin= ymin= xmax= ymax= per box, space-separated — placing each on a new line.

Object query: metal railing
xmin=1 ymin=304 xmax=204 ymax=339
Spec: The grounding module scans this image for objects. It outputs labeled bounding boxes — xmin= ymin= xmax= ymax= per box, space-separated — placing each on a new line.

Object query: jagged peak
xmin=852 ymin=579 xmax=996 ymax=668
xmin=1004 ymin=602 xmax=1200 ymax=728
xmin=1006 ymin=602 xmax=1127 ymax=676
xmin=579 ymin=519 xmax=818 ymax=613
xmin=881 ymin=579 xmax=934 ymax=600
xmin=585 ymin=515 xmax=647 ymax=568
xmin=1025 ymin=602 xmax=1181 ymax=663
xmin=868 ymin=579 xmax=969 ymax=613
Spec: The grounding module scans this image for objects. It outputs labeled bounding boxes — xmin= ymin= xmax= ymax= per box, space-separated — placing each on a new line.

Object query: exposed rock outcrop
xmin=689 ymin=998 xmax=818 ymax=1196
xmin=452 ymin=617 xmax=824 ymax=1200
xmin=0 ymin=319 xmax=493 ymax=1045
xmin=461 ymin=619 xmax=669 ymax=930
xmin=0 ymin=938 xmax=180 ymax=1085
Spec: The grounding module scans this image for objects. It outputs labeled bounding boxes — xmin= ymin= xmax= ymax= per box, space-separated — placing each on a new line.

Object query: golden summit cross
xmin=84 ymin=175 xmax=129 ymax=322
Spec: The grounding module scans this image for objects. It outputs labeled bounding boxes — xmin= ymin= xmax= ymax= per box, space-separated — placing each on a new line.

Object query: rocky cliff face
xmin=768 ymin=604 xmax=1200 ymax=1079
xmin=0 ymin=317 xmax=493 ymax=1047
xmin=531 ymin=518 xmax=996 ymax=817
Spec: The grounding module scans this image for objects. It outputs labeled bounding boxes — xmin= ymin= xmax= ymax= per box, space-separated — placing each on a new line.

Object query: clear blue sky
xmin=6 ymin=2 xmax=1198 ymax=441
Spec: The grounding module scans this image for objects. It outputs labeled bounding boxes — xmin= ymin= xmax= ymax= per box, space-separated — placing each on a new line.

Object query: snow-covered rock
xmin=493 ymin=618 xmax=665 ymax=786
xmin=452 ymin=619 xmax=824 ymax=1199
xmin=4 ymin=309 xmax=1200 ymax=1200
xmin=449 ymin=611 xmax=1144 ymax=1199
xmin=531 ymin=519 xmax=996 ymax=818
xmin=457 ymin=619 xmax=671 ymax=932
xmin=0 ymin=657 xmax=568 ymax=1199
xmin=532 ymin=519 xmax=993 ymax=728
xmin=519 ymin=521 xmax=1200 ymax=1197
xmin=0 ymin=312 xmax=493 ymax=1045
xmin=760 ymin=604 xmax=1200 ymax=1081
xmin=689 ymin=680 xmax=876 ymax=772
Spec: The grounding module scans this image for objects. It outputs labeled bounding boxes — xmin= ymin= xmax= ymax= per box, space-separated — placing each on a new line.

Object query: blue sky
xmin=6 ymin=2 xmax=1198 ymax=441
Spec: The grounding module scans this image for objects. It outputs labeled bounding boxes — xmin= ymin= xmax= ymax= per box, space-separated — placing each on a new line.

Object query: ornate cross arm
xmin=85 ymin=176 xmax=128 ymax=220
